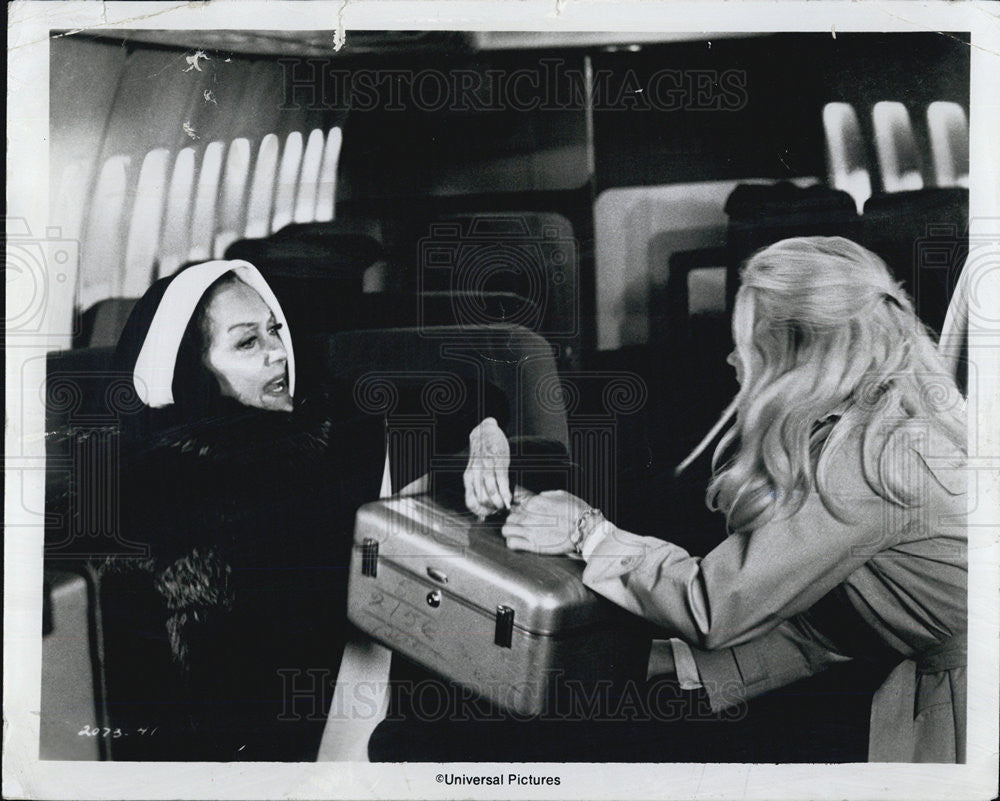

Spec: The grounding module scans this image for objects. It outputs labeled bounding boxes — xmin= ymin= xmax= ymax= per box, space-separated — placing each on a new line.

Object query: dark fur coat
xmin=95 ymin=394 xmax=353 ymax=759
xmin=95 ymin=382 xmax=508 ymax=761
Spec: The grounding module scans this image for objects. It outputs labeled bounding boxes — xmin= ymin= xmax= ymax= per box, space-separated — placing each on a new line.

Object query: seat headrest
xmin=725 ymin=182 xmax=858 ymax=219
xmin=274 ymin=217 xmax=384 ymax=245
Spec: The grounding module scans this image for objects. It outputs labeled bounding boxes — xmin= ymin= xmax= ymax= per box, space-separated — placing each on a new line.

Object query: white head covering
xmin=132 ymin=260 xmax=296 ymax=408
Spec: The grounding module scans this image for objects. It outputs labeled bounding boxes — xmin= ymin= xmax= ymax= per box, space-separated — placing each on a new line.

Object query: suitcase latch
xmin=361 ymin=538 xmax=379 ymax=577
xmin=494 ymin=605 xmax=515 ymax=648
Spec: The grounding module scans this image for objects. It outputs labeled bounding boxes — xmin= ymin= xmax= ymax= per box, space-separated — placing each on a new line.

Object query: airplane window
xmin=872 ymin=101 xmax=924 ymax=193
xmin=271 ymin=131 xmax=304 ymax=233
xmin=79 ymin=155 xmax=130 ymax=310
xmin=245 ymin=133 xmax=280 ymax=239
xmin=315 ymin=127 xmax=342 ymax=222
xmin=927 ymin=101 xmax=969 ymax=188
xmin=293 ymin=128 xmax=325 ymax=224
xmin=214 ymin=138 xmax=252 ymax=257
xmin=158 ymin=147 xmax=197 ymax=278
xmin=187 ymin=141 xmax=225 ymax=262
xmin=822 ymin=103 xmax=872 ymax=214
xmin=123 ymin=148 xmax=170 ymax=295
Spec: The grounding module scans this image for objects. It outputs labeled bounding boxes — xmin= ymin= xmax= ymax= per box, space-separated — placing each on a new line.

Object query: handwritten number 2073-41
xmin=77 ymin=725 xmax=158 ymax=737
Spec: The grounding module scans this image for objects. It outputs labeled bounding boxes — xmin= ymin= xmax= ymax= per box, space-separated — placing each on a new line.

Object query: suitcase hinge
xmin=361 ymin=538 xmax=379 ymax=577
xmin=494 ymin=605 xmax=514 ymax=648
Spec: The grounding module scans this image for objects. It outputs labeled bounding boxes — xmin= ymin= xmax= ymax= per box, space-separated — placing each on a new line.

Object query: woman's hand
xmin=501 ymin=490 xmax=593 ymax=554
xmin=464 ymin=417 xmax=512 ymax=519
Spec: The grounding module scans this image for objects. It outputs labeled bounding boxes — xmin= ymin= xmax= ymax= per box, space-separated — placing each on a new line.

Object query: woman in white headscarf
xmin=102 ymin=260 xmax=514 ymax=761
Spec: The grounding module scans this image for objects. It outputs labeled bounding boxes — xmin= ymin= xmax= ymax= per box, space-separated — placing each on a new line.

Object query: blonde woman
xmin=502 ymin=237 xmax=967 ymax=763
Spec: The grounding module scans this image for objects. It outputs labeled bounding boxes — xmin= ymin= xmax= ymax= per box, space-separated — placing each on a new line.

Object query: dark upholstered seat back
xmin=44 ymin=324 xmax=568 ymax=556
xmin=861 ymin=188 xmax=968 ymax=335
xmin=724 ymin=183 xmax=862 ymax=310
xmin=314 ymin=325 xmax=569 ymax=448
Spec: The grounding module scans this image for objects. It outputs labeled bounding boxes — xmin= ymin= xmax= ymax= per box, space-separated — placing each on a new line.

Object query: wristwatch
xmin=571 ymin=508 xmax=604 ymax=555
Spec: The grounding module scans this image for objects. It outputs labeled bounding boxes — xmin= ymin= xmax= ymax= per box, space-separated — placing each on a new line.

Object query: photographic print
xmin=5 ymin=2 xmax=999 ymax=799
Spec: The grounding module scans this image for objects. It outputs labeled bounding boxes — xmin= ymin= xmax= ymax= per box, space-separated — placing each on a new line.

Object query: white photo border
xmin=5 ymin=1 xmax=999 ymax=799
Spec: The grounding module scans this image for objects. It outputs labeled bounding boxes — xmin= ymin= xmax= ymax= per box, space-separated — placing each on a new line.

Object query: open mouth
xmin=263 ymin=373 xmax=289 ymax=395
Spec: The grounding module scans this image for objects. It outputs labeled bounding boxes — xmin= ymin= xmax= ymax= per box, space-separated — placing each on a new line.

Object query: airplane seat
xmin=270 ymin=216 xmax=386 ymax=252
xmin=315 ymin=290 xmax=543 ymax=334
xmin=42 ymin=326 xmax=569 ymax=760
xmin=41 ymin=337 xmax=310 ymax=760
xmin=224 ymin=220 xmax=385 ymax=337
xmin=860 ymin=187 xmax=969 ymax=336
xmin=315 ymin=324 xmax=569 ymax=447
xmin=723 ymin=182 xmax=861 ymax=310
xmin=41 ymin=567 xmax=105 ymax=760
xmin=264 ymin=210 xmax=579 ymax=366
xmin=42 ymin=344 xmax=132 ymax=760
xmin=44 ymin=347 xmax=121 ymax=432
xmin=412 ymin=212 xmax=581 ymax=368
xmin=659 ymin=247 xmax=738 ymax=520
xmin=76 ymin=298 xmax=140 ymax=349
xmin=659 ymin=247 xmax=727 ymax=345
xmin=45 ymin=340 xmax=247 ymax=759
xmin=44 ymin=345 xmax=143 ymax=567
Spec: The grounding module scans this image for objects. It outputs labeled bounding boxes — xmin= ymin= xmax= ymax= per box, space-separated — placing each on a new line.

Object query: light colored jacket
xmin=582 ymin=422 xmax=967 ymax=762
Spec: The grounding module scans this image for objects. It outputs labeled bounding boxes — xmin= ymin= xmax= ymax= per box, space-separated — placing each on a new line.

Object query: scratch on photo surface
xmin=29 ymin=3 xmax=186 ymax=51
xmin=974 ymin=3 xmax=1000 ymax=22
xmin=334 ymin=0 xmax=349 ymax=52
xmin=143 ymin=50 xmax=193 ymax=79
xmin=693 ymin=763 xmax=706 ymax=796
xmin=184 ymin=50 xmax=211 ymax=72
xmin=871 ymin=7 xmax=997 ymax=57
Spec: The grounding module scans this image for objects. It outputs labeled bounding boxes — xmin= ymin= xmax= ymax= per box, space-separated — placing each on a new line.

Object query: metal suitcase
xmin=347 ymin=495 xmax=649 ymax=716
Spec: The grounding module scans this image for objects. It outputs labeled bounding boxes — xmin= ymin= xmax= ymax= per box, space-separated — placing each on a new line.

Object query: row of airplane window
xmin=57 ymin=127 xmax=343 ymax=311
xmin=824 ymin=101 xmax=969 ymax=213
xmin=57 ymin=100 xmax=967 ymax=317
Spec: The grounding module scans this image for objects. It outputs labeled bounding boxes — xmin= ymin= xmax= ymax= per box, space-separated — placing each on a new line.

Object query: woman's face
xmin=201 ymin=280 xmax=293 ymax=412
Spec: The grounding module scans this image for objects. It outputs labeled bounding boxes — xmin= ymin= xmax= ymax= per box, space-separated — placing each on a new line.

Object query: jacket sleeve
xmin=582 ymin=488 xmax=892 ymax=650
xmin=687 ymin=615 xmax=854 ymax=711
xmin=580 ymin=431 xmax=905 ymax=650
xmin=581 ymin=427 xmax=965 ymax=652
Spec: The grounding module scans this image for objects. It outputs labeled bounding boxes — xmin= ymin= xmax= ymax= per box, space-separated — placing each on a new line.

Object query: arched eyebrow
xmin=226 ymin=314 xmax=276 ymax=334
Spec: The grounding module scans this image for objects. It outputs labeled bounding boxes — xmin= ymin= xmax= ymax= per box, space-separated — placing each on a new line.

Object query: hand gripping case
xmin=347 ymin=496 xmax=650 ymax=716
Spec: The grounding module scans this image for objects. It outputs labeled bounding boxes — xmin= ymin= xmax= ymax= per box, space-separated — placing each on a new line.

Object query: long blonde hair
xmin=708 ymin=237 xmax=966 ymax=533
